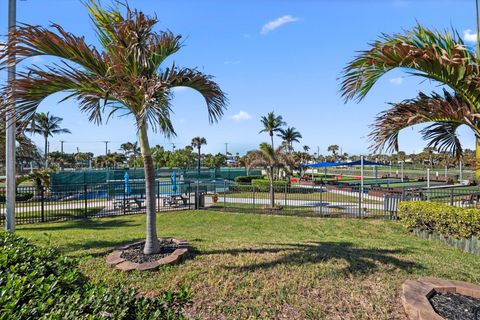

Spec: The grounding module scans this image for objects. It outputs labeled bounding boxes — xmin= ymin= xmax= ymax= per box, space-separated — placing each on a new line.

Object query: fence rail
xmin=0 ymin=181 xmax=194 ymax=225
xmin=2 ymin=180 xmax=480 ymax=226
xmin=200 ymin=182 xmax=480 ymax=220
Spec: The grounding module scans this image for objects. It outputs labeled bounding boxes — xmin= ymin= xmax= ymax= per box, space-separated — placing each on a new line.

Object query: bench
xmin=113 ymin=197 xmax=145 ymax=210
xmin=162 ymin=195 xmax=188 ymax=207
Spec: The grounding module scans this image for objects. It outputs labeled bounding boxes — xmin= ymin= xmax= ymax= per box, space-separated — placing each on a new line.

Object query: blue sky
xmin=0 ymin=0 xmax=478 ymax=156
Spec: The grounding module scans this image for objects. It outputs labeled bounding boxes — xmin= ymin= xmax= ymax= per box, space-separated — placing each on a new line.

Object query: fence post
xmin=284 ymin=183 xmax=287 ymax=208
xmin=41 ymin=187 xmax=45 ymax=223
xmin=358 ymin=188 xmax=363 ymax=218
xmin=157 ymin=180 xmax=160 ymax=210
xmin=84 ymin=184 xmax=88 ymax=218
xmin=319 ymin=184 xmax=323 ymax=215
xmin=253 ymin=185 xmax=256 ymax=213
xmin=450 ymin=188 xmax=454 ymax=206
xmin=123 ymin=181 xmax=126 ymax=215
xmin=223 ymin=180 xmax=226 ymax=211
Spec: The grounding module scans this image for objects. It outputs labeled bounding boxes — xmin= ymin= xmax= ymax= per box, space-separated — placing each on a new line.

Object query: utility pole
xmin=317 ymin=146 xmax=320 ymax=160
xmin=60 ymin=140 xmax=65 ymax=153
xmin=103 ymin=141 xmax=110 ymax=155
xmin=5 ymin=0 xmax=17 ymax=232
xmin=225 ymin=142 xmax=228 ymax=157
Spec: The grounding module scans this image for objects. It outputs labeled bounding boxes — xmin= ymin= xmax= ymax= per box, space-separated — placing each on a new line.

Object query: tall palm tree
xmin=247 ymin=143 xmax=293 ymax=209
xmin=303 ymin=145 xmax=310 ymax=153
xmin=259 ymin=111 xmax=286 ymax=149
xmin=1 ymin=2 xmax=227 ymax=254
xmin=340 ymin=23 xmax=480 ymax=178
xmin=120 ymin=141 xmax=141 ymax=168
xmin=327 ymin=145 xmax=339 ymax=159
xmin=277 ymin=126 xmax=302 ymax=152
xmin=26 ymin=112 xmax=70 ymax=168
xmin=191 ymin=136 xmax=207 ymax=179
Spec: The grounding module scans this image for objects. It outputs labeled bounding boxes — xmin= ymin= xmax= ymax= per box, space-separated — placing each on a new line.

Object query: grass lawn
xmin=16 ymin=210 xmax=480 ymax=319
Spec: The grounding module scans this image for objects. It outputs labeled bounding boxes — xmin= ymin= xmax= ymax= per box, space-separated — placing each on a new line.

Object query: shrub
xmin=234 ymin=175 xmax=264 ymax=183
xmin=251 ymin=179 xmax=290 ymax=192
xmin=0 ymin=191 xmax=34 ymax=202
xmin=0 ymin=232 xmax=190 ymax=319
xmin=398 ymin=201 xmax=480 ymax=239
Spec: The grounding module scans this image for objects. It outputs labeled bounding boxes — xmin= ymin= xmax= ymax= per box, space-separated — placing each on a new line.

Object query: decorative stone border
xmin=402 ymin=277 xmax=480 ymax=320
xmin=106 ymin=238 xmax=189 ymax=272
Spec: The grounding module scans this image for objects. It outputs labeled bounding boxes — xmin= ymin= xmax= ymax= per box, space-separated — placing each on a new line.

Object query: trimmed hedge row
xmin=398 ymin=201 xmax=480 ymax=239
xmin=233 ymin=175 xmax=264 ymax=183
xmin=0 ymin=232 xmax=190 ymax=319
xmin=0 ymin=191 xmax=34 ymax=202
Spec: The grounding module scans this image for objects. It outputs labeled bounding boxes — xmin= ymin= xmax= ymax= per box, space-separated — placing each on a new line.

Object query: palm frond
xmin=340 ymin=24 xmax=480 ymax=111
xmin=162 ymin=66 xmax=227 ymax=123
xmin=370 ymin=89 xmax=477 ymax=157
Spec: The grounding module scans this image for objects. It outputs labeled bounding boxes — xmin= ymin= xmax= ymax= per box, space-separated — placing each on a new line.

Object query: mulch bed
xmin=120 ymin=239 xmax=179 ymax=263
xmin=430 ymin=292 xmax=480 ymax=320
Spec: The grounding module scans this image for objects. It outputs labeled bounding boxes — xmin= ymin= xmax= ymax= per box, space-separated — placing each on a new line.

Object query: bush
xmin=0 ymin=191 xmax=34 ymax=202
xmin=398 ymin=201 xmax=480 ymax=239
xmin=0 ymin=232 xmax=190 ymax=319
xmin=234 ymin=175 xmax=264 ymax=183
xmin=251 ymin=179 xmax=290 ymax=192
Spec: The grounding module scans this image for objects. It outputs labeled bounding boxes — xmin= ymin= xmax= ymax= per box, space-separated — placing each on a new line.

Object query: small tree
xmin=247 ymin=143 xmax=293 ymax=209
xmin=1 ymin=2 xmax=227 ymax=254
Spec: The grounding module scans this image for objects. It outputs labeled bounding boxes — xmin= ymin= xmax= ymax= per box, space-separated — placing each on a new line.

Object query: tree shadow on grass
xmin=201 ymin=242 xmax=422 ymax=275
xmin=19 ymin=218 xmax=140 ymax=232
xmin=58 ymin=239 xmax=143 ymax=258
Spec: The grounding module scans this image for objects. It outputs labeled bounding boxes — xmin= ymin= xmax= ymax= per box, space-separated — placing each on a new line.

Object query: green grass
xmin=16 ymin=210 xmax=480 ymax=319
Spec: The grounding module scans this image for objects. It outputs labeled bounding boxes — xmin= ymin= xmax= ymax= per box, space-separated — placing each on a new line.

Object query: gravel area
xmin=430 ymin=292 xmax=480 ymax=320
xmin=120 ymin=239 xmax=178 ymax=263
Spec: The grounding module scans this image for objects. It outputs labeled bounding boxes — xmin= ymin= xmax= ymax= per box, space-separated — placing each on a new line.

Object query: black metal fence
xmin=200 ymin=182 xmax=480 ymax=219
xmin=2 ymin=180 xmax=480 ymax=226
xmin=0 ymin=181 xmax=194 ymax=225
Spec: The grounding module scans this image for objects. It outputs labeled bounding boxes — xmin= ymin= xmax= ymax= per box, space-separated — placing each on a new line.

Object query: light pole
xmin=5 ymin=0 xmax=17 ymax=232
xmin=103 ymin=141 xmax=110 ymax=155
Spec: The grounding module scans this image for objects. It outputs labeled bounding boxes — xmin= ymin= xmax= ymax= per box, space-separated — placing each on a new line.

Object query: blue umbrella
xmin=171 ymin=170 xmax=177 ymax=193
xmin=124 ymin=171 xmax=132 ymax=195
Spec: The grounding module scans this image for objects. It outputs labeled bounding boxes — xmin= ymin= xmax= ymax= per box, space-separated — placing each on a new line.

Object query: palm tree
xmin=259 ymin=111 xmax=286 ymax=149
xmin=327 ymin=145 xmax=339 ymax=160
xmin=1 ymin=2 xmax=227 ymax=254
xmin=247 ymin=143 xmax=293 ymax=209
xmin=120 ymin=141 xmax=141 ymax=168
xmin=303 ymin=145 xmax=310 ymax=153
xmin=26 ymin=112 xmax=70 ymax=168
xmin=277 ymin=127 xmax=302 ymax=152
xmin=340 ymin=23 xmax=480 ymax=178
xmin=191 ymin=136 xmax=207 ymax=180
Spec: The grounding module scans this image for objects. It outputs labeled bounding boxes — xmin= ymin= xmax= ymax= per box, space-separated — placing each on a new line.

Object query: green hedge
xmin=234 ymin=175 xmax=264 ymax=183
xmin=398 ymin=201 xmax=480 ymax=239
xmin=0 ymin=232 xmax=190 ymax=319
xmin=251 ymin=179 xmax=290 ymax=192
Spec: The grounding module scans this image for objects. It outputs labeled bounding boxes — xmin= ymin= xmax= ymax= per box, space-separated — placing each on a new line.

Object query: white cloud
xmin=464 ymin=29 xmax=477 ymax=43
xmin=231 ymin=110 xmax=252 ymax=121
xmin=261 ymin=15 xmax=299 ymax=35
xmin=389 ymin=77 xmax=403 ymax=85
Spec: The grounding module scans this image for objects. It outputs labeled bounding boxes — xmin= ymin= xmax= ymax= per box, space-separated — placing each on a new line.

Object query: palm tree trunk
xmin=476 ymin=137 xmax=480 ymax=181
xmin=270 ymin=133 xmax=274 ymax=149
xmin=44 ymin=136 xmax=48 ymax=169
xmin=269 ymin=167 xmax=275 ymax=208
xmin=139 ymin=125 xmax=160 ymax=255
